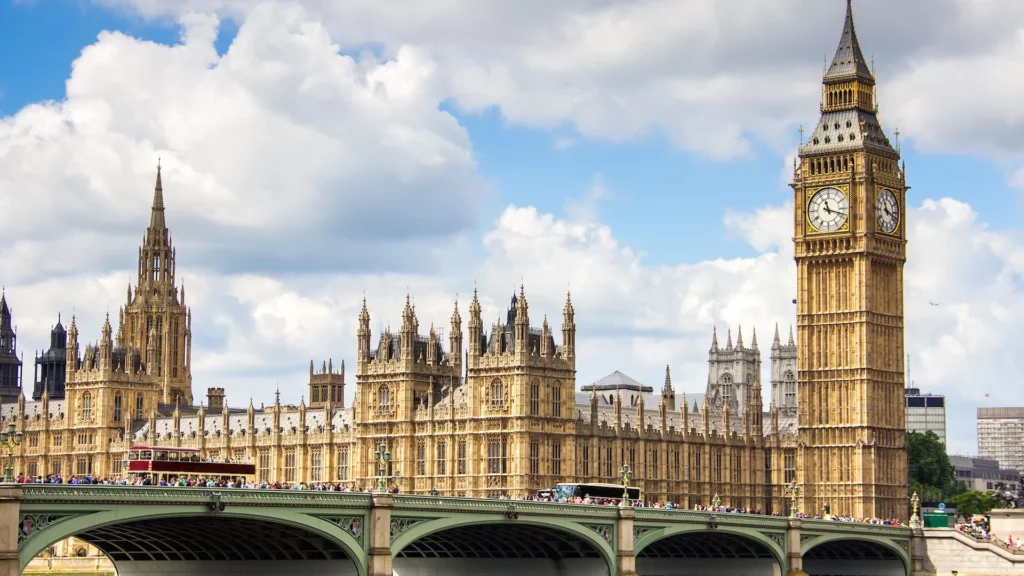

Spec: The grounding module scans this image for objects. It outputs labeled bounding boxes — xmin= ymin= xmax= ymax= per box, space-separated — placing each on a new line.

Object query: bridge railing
xmin=20 ymin=485 xmax=373 ymax=508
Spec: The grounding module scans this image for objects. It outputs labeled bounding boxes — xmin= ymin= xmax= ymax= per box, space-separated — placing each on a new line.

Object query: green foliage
xmin=951 ymin=490 xmax=1002 ymax=517
xmin=908 ymin=431 xmax=959 ymax=500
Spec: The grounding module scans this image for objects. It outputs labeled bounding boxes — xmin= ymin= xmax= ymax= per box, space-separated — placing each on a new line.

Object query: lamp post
xmin=374 ymin=442 xmax=392 ymax=493
xmin=619 ymin=463 xmax=633 ymax=507
xmin=786 ymin=480 xmax=800 ymax=518
xmin=0 ymin=422 xmax=23 ymax=483
xmin=909 ymin=491 xmax=922 ymax=528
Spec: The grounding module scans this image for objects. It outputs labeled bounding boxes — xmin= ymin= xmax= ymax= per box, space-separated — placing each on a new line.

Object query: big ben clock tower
xmin=793 ymin=0 xmax=908 ymax=520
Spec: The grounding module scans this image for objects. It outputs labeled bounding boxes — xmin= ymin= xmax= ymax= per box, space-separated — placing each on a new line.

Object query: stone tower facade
xmin=770 ymin=325 xmax=797 ymax=412
xmin=122 ymin=164 xmax=193 ymax=405
xmin=33 ymin=316 xmax=68 ymax=400
xmin=705 ymin=326 xmax=760 ymax=414
xmin=792 ymin=0 xmax=909 ymax=519
xmin=309 ymin=359 xmax=345 ymax=408
xmin=0 ymin=294 xmax=22 ymax=403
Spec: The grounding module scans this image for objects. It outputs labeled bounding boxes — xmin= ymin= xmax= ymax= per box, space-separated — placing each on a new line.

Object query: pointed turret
xmin=710 ymin=326 xmax=719 ymax=352
xmin=561 ymin=291 xmax=576 ymax=362
xmin=661 ymin=365 xmax=676 ymax=412
xmin=726 ymin=327 xmax=733 ymax=350
xmin=773 ymin=322 xmax=781 ymax=348
xmin=788 ymin=325 xmax=795 ymax=346
xmin=468 ymin=287 xmax=483 ymax=359
xmin=736 ymin=324 xmax=744 ymax=349
xmin=751 ymin=326 xmax=759 ymax=350
xmin=357 ymin=296 xmax=371 ymax=366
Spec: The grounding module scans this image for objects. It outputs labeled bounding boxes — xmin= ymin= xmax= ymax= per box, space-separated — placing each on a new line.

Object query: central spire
xmin=150 ymin=160 xmax=166 ymax=230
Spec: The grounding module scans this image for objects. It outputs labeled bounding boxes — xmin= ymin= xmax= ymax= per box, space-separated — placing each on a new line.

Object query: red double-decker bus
xmin=125 ymin=446 xmax=256 ymax=483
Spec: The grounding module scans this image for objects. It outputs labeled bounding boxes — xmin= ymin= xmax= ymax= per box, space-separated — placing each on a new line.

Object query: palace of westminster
xmin=0 ymin=2 xmax=909 ymax=520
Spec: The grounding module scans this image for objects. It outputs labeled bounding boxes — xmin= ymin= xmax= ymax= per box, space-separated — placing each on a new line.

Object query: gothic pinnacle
xmin=711 ymin=326 xmax=719 ymax=351
xmin=788 ymin=325 xmax=795 ymax=346
xmin=736 ymin=325 xmax=744 ymax=348
xmin=773 ymin=322 xmax=781 ymax=346
xmin=150 ymin=160 xmax=166 ymax=230
xmin=751 ymin=326 xmax=758 ymax=350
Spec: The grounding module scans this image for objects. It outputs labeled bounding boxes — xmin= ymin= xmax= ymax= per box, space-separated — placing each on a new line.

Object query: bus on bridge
xmin=554 ymin=482 xmax=641 ymax=503
xmin=125 ymin=446 xmax=255 ymax=484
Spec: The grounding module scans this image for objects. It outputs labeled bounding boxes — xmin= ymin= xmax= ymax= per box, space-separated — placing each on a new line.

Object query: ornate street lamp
xmin=786 ymin=480 xmax=800 ymax=518
xmin=909 ymin=491 xmax=922 ymax=528
xmin=619 ymin=463 xmax=633 ymax=507
xmin=0 ymin=423 xmax=24 ymax=483
xmin=375 ymin=442 xmax=392 ymax=493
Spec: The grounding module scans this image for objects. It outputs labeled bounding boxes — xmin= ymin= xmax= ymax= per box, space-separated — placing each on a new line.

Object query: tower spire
xmin=825 ymin=0 xmax=873 ymax=82
xmin=151 ymin=159 xmax=166 ymax=230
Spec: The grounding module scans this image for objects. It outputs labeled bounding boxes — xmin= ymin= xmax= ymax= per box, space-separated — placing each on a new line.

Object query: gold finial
xmin=798 ymin=125 xmax=804 ymax=145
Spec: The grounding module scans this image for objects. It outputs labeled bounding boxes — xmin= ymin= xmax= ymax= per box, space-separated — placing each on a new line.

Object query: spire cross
xmin=798 ymin=125 xmax=805 ymax=144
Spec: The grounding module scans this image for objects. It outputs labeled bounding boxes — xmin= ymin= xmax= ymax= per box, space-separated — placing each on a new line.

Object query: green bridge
xmin=4 ymin=485 xmax=916 ymax=576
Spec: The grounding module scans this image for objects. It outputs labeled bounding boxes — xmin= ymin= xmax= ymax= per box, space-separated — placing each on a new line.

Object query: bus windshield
xmin=554 ymin=483 xmax=641 ymax=502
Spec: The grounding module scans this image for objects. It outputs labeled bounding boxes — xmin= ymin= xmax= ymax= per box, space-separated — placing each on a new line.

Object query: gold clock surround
xmin=805 ymin=185 xmax=851 ymax=234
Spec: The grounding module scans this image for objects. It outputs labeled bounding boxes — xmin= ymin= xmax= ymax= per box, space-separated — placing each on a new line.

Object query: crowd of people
xmin=14 ymin=473 xmax=904 ymax=525
xmin=957 ymin=516 xmax=1024 ymax=553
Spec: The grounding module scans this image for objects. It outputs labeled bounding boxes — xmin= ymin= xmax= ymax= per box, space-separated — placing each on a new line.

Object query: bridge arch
xmin=19 ymin=507 xmax=367 ymax=576
xmin=634 ymin=525 xmax=787 ymax=576
xmin=391 ymin=515 xmax=617 ymax=575
xmin=801 ymin=533 xmax=909 ymax=576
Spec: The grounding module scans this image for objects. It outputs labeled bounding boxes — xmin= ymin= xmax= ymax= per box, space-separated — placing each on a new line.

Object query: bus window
xmin=168 ymin=452 xmax=180 ymax=462
xmin=156 ymin=451 xmax=168 ymax=461
xmin=128 ymin=451 xmax=139 ymax=461
xmin=141 ymin=451 xmax=152 ymax=460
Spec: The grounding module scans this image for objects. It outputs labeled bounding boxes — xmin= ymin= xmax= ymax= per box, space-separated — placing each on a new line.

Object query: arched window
xmin=720 ymin=373 xmax=733 ymax=403
xmin=136 ymin=394 xmax=144 ymax=420
xmin=490 ymin=379 xmax=504 ymax=408
xmin=551 ymin=382 xmax=562 ymax=418
xmin=784 ymin=370 xmax=797 ymax=406
xmin=378 ymin=386 xmax=391 ymax=410
xmin=82 ymin=392 xmax=92 ymax=420
xmin=312 ymin=387 xmax=320 ymax=404
xmin=113 ymin=393 xmax=122 ymax=423
xmin=529 ymin=380 xmax=540 ymax=416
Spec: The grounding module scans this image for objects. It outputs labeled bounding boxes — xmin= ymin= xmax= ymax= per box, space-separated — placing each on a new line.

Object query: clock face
xmin=876 ymin=189 xmax=899 ymax=234
xmin=807 ymin=187 xmax=849 ymax=233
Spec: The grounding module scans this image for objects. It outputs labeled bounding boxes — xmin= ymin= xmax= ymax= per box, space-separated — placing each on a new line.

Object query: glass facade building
xmin=978 ymin=407 xmax=1024 ymax=473
xmin=905 ymin=388 xmax=947 ymax=445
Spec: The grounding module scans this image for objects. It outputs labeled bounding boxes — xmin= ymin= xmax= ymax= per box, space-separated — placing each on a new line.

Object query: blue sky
xmin=2 ymin=0 xmax=1023 ymax=456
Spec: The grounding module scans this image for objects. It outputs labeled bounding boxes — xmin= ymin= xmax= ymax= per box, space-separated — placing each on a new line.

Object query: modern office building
xmin=978 ymin=408 xmax=1024 ymax=473
xmin=951 ymin=455 xmax=1020 ymax=492
xmin=905 ymin=388 xmax=947 ymax=445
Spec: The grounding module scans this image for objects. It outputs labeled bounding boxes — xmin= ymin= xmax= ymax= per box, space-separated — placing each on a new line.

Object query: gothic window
xmin=487 ymin=436 xmax=507 ymax=474
xmin=784 ymin=370 xmax=797 ymax=406
xmin=258 ymin=449 xmax=271 ymax=482
xmin=720 ymin=373 xmax=733 ymax=403
xmin=81 ymin=393 xmax=92 ymax=420
xmin=529 ymin=441 xmax=539 ymax=475
xmin=551 ymin=382 xmax=562 ymax=418
xmin=113 ymin=393 xmax=122 ymax=423
xmin=417 ymin=440 xmax=426 ymax=476
xmin=436 ymin=441 xmax=446 ymax=476
xmin=136 ymin=394 xmax=144 ymax=420
xmin=490 ymin=378 xmax=504 ymax=409
xmin=171 ymin=319 xmax=180 ymax=378
xmin=605 ymin=445 xmax=613 ymax=478
xmin=764 ymin=452 xmax=773 ymax=485
xmin=337 ymin=448 xmax=350 ymax=481
xmin=310 ymin=448 xmax=323 ymax=482
xmin=284 ymin=449 xmax=296 ymax=483
xmin=457 ymin=441 xmax=467 ymax=475
xmin=714 ymin=452 xmax=723 ymax=482
xmin=529 ymin=380 xmax=540 ymax=416
xmin=312 ymin=387 xmax=319 ymax=404
xmin=581 ymin=445 xmax=590 ymax=477
xmin=378 ymin=386 xmax=391 ymax=411
xmin=551 ymin=441 xmax=562 ymax=476
xmin=784 ymin=450 xmax=796 ymax=484
xmin=153 ymin=256 xmax=160 ymax=281
xmin=155 ymin=316 xmax=164 ymax=376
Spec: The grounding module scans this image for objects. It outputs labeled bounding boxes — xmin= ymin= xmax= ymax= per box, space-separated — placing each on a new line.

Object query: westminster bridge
xmin=2 ymin=485 xmax=918 ymax=576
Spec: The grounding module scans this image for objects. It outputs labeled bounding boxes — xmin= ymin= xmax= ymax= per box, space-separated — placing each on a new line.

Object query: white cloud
xmin=0 ymin=4 xmax=487 ymax=285
xmin=563 ymin=175 xmax=610 ymax=223
xmin=5 ymin=0 xmax=1024 ymax=460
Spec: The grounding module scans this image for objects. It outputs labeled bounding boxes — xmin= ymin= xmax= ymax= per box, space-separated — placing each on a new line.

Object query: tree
xmin=907 ymin=431 xmax=959 ymax=501
xmin=951 ymin=490 xmax=1001 ymax=517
